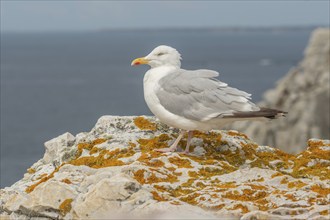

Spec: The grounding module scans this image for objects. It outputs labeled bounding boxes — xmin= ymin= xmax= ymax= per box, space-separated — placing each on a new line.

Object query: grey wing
xmin=156 ymin=69 xmax=260 ymax=122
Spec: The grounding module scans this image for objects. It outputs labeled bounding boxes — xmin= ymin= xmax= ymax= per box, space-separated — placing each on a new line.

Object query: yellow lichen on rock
xmin=27 ymin=168 xmax=36 ymax=174
xmin=137 ymin=134 xmax=171 ymax=152
xmin=76 ymin=138 xmax=107 ymax=158
xmin=287 ymin=180 xmax=307 ymax=189
xmin=227 ymin=130 xmax=249 ymax=139
xmin=134 ymin=116 xmax=157 ymax=131
xmin=69 ymin=142 xmax=135 ymax=168
xmin=310 ymin=184 xmax=330 ymax=196
xmin=25 ymin=165 xmax=64 ymax=193
xmin=5 ymin=113 xmax=330 ymax=220
xmin=59 ymin=198 xmax=73 ymax=216
xmin=291 ymin=140 xmax=330 ymax=180
xmin=168 ymin=156 xmax=193 ymax=168
xmin=137 ymin=152 xmax=164 ymax=167
xmin=229 ymin=204 xmax=249 ymax=213
xmin=69 ymin=148 xmax=126 ymax=168
xmin=133 ymin=169 xmax=178 ymax=184
xmin=151 ymin=191 xmax=168 ymax=201
xmin=222 ymin=189 xmax=268 ymax=202
xmin=21 ymin=120 xmax=330 ymax=219
xmin=61 ymin=178 xmax=72 ymax=184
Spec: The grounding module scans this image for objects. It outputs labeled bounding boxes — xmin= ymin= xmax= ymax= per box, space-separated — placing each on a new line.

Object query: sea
xmin=0 ymin=28 xmax=312 ymax=187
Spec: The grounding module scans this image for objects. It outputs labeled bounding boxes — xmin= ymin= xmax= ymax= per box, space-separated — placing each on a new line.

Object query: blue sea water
xmin=0 ymin=29 xmax=311 ymax=187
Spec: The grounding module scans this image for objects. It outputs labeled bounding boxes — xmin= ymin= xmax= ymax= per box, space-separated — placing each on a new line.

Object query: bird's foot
xmin=179 ymin=150 xmax=190 ymax=155
xmin=155 ymin=148 xmax=176 ymax=153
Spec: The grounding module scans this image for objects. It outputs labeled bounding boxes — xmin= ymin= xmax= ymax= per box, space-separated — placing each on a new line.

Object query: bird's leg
xmin=182 ymin=130 xmax=193 ymax=155
xmin=155 ymin=130 xmax=185 ymax=153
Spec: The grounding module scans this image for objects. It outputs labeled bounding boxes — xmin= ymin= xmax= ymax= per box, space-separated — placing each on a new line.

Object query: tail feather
xmin=224 ymin=107 xmax=287 ymax=119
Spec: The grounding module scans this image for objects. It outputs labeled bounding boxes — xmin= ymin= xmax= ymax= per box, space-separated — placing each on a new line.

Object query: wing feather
xmin=156 ymin=69 xmax=259 ymax=122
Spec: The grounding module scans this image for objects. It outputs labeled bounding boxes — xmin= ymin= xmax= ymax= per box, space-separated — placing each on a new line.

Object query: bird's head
xmin=131 ymin=45 xmax=182 ymax=68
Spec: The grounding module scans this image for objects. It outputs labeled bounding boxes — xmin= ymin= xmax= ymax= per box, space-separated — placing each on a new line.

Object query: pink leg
xmin=182 ymin=131 xmax=193 ymax=154
xmin=155 ymin=130 xmax=185 ymax=153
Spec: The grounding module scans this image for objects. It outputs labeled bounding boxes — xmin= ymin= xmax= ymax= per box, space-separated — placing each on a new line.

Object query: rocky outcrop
xmin=231 ymin=28 xmax=330 ymax=154
xmin=1 ymin=116 xmax=329 ymax=219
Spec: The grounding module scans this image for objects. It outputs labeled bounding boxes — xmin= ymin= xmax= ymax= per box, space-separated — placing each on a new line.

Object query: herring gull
xmin=131 ymin=45 xmax=286 ymax=154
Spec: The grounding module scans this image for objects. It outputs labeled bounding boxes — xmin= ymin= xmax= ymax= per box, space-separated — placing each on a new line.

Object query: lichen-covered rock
xmin=1 ymin=116 xmax=329 ymax=219
xmin=230 ymin=28 xmax=330 ymax=154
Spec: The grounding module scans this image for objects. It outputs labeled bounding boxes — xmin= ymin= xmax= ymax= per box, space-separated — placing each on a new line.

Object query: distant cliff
xmin=231 ymin=28 xmax=330 ymax=154
xmin=1 ymin=116 xmax=329 ymax=219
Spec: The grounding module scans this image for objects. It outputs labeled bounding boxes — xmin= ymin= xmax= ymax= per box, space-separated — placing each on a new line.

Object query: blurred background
xmin=1 ymin=1 xmax=329 ymax=187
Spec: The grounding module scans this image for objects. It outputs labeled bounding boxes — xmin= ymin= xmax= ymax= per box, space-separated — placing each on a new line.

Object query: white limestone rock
xmin=1 ymin=116 xmax=329 ymax=220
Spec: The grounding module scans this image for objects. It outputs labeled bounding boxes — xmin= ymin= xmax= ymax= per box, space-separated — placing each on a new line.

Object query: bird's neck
xmin=149 ymin=61 xmax=181 ymax=69
xmin=144 ymin=65 xmax=176 ymax=83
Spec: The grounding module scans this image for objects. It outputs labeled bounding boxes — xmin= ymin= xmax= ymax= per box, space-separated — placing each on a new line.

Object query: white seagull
xmin=131 ymin=45 xmax=286 ymax=154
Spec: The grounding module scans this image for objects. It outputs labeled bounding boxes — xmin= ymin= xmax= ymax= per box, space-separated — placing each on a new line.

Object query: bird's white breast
xmin=143 ymin=66 xmax=218 ymax=131
xmin=143 ymin=66 xmax=173 ymax=120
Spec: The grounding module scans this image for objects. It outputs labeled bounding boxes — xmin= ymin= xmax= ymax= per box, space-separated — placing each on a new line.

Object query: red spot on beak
xmin=135 ymin=62 xmax=140 ymax=65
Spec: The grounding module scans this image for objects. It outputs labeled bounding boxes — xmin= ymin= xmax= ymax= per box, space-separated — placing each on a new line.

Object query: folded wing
xmin=156 ymin=69 xmax=260 ymax=122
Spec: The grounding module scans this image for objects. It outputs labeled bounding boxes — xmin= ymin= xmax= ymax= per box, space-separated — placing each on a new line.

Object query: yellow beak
xmin=131 ymin=57 xmax=149 ymax=66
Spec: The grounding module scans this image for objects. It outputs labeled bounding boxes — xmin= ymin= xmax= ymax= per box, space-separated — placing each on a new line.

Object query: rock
xmin=1 ymin=116 xmax=329 ymax=219
xmin=230 ymin=28 xmax=330 ymax=154
xmin=43 ymin=132 xmax=76 ymax=165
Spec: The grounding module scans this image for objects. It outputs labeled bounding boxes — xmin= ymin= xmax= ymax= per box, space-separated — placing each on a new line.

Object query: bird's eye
xmin=156 ymin=52 xmax=165 ymax=56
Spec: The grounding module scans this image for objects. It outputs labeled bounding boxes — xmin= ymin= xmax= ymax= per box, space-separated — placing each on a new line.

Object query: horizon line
xmin=1 ymin=24 xmax=328 ymax=34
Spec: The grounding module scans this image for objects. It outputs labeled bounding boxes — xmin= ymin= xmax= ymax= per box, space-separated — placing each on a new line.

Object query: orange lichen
xmin=208 ymin=204 xmax=225 ymax=210
xmin=89 ymin=146 xmax=100 ymax=155
xmin=61 ymin=178 xmax=72 ymax=184
xmin=181 ymin=178 xmax=196 ymax=188
xmin=283 ymin=193 xmax=298 ymax=202
xmin=222 ymin=189 xmax=268 ymax=202
xmin=290 ymin=140 xmax=330 ymax=180
xmin=280 ymin=177 xmax=289 ymax=184
xmin=188 ymin=171 xmax=198 ymax=178
xmin=69 ymin=148 xmax=125 ymax=168
xmin=26 ymin=164 xmax=64 ymax=193
xmin=193 ymin=131 xmax=225 ymax=147
xmin=170 ymin=201 xmax=181 ymax=205
xmin=23 ymin=125 xmax=330 ymax=217
xmin=197 ymin=167 xmax=231 ymax=179
xmin=271 ymin=172 xmax=283 ymax=178
xmin=145 ymin=172 xmax=178 ymax=184
xmin=307 ymin=140 xmax=327 ymax=148
xmin=134 ymin=116 xmax=157 ymax=131
xmin=215 ymin=182 xmax=236 ymax=189
xmin=287 ymin=180 xmax=307 ymax=189
xmin=254 ymin=198 xmax=270 ymax=211
xmin=255 ymin=177 xmax=265 ymax=182
xmin=36 ymin=173 xmax=47 ymax=180
xmin=311 ymin=184 xmax=330 ymax=196
xmin=320 ymin=209 xmax=329 ymax=215
xmin=154 ymin=185 xmax=168 ymax=192
xmin=27 ymin=168 xmax=36 ymax=174
xmin=229 ymin=204 xmax=249 ymax=213
xmin=169 ymin=186 xmax=194 ymax=198
xmin=166 ymin=166 xmax=176 ymax=172
xmin=59 ymin=198 xmax=73 ymax=216
xmin=134 ymin=169 xmax=146 ymax=184
xmin=134 ymin=166 xmax=179 ymax=185
xmin=137 ymin=134 xmax=171 ymax=152
xmin=151 ymin=191 xmax=168 ymax=201
xmin=69 ymin=143 xmax=136 ymax=169
xmin=227 ymin=131 xmax=249 ymax=139
xmin=168 ymin=156 xmax=193 ymax=168
xmin=247 ymin=184 xmax=268 ymax=190
xmin=76 ymin=138 xmax=107 ymax=157
xmin=138 ymin=152 xmax=164 ymax=167
xmin=180 ymin=192 xmax=201 ymax=205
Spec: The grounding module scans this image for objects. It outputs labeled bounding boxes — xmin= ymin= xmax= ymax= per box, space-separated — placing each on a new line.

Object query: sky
xmin=1 ymin=1 xmax=329 ymax=32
